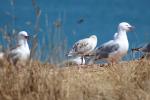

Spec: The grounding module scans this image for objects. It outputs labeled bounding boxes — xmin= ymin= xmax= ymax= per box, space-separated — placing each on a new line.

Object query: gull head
xmin=18 ymin=31 xmax=29 ymax=41
xmin=90 ymin=35 xmax=97 ymax=40
xmin=118 ymin=22 xmax=133 ymax=32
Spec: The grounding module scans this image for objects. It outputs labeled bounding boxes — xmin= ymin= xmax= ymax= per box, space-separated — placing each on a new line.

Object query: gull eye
xmin=24 ymin=36 xmax=29 ymax=39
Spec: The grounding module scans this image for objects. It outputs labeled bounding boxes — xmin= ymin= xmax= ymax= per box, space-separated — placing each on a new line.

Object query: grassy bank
xmin=0 ymin=60 xmax=150 ymax=100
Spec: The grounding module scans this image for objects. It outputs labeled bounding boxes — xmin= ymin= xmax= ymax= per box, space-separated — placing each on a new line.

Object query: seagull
xmin=6 ymin=31 xmax=30 ymax=65
xmin=132 ymin=43 xmax=150 ymax=59
xmin=0 ymin=52 xmax=4 ymax=59
xmin=68 ymin=56 xmax=85 ymax=65
xmin=89 ymin=22 xmax=134 ymax=64
xmin=67 ymin=35 xmax=97 ymax=63
xmin=57 ymin=56 xmax=85 ymax=67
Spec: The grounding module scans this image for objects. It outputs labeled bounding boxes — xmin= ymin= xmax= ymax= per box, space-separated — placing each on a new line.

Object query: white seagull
xmin=67 ymin=35 xmax=97 ymax=63
xmin=68 ymin=56 xmax=85 ymax=65
xmin=89 ymin=22 xmax=133 ymax=64
xmin=132 ymin=43 xmax=150 ymax=59
xmin=0 ymin=52 xmax=4 ymax=59
xmin=7 ymin=31 xmax=30 ymax=65
xmin=57 ymin=56 xmax=85 ymax=67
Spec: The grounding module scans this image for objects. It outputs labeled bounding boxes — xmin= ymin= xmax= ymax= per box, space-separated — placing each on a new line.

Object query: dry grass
xmin=0 ymin=60 xmax=150 ymax=100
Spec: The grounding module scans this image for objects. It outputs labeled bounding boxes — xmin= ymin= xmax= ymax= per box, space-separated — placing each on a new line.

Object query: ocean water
xmin=0 ymin=0 xmax=150 ymax=62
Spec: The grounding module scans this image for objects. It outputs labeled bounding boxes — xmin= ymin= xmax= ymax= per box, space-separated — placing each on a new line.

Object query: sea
xmin=0 ymin=0 xmax=150 ymax=63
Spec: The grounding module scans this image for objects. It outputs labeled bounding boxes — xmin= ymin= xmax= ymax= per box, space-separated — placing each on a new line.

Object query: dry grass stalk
xmin=0 ymin=59 xmax=150 ymax=100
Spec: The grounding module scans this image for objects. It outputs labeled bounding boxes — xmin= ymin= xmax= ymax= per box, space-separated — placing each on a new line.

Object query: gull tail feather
xmin=65 ymin=49 xmax=77 ymax=56
xmin=65 ymin=52 xmax=74 ymax=57
xmin=131 ymin=47 xmax=142 ymax=52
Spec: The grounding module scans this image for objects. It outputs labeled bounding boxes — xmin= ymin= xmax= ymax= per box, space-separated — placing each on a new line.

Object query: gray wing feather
xmin=8 ymin=47 xmax=20 ymax=60
xmin=95 ymin=43 xmax=119 ymax=59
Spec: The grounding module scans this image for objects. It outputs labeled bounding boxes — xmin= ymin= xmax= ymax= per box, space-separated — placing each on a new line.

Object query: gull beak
xmin=128 ymin=26 xmax=135 ymax=31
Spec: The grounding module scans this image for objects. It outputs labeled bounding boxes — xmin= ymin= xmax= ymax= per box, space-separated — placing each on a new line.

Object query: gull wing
xmin=69 ymin=38 xmax=93 ymax=56
xmin=95 ymin=41 xmax=119 ymax=59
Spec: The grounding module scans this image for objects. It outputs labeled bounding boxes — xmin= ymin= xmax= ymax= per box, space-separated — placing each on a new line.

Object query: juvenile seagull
xmin=89 ymin=22 xmax=133 ymax=64
xmin=67 ymin=35 xmax=97 ymax=64
xmin=7 ymin=31 xmax=30 ymax=65
xmin=132 ymin=43 xmax=150 ymax=59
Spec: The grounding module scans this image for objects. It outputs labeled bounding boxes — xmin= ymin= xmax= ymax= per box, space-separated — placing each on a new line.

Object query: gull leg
xmin=81 ymin=56 xmax=84 ymax=65
xmin=109 ymin=59 xmax=116 ymax=66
